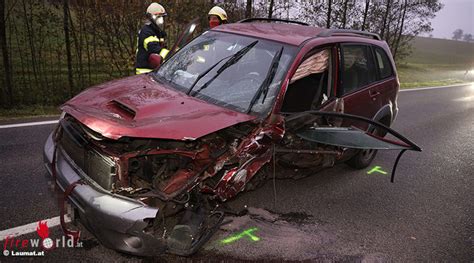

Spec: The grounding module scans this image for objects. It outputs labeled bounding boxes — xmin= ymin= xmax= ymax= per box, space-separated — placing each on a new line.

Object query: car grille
xmin=59 ymin=117 xmax=116 ymax=190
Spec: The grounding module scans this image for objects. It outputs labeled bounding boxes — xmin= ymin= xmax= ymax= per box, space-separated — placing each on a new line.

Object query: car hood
xmin=62 ymin=74 xmax=256 ymax=140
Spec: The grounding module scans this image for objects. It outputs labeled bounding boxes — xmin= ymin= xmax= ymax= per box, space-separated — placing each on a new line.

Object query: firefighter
xmin=135 ymin=3 xmax=169 ymax=74
xmin=208 ymin=6 xmax=228 ymax=29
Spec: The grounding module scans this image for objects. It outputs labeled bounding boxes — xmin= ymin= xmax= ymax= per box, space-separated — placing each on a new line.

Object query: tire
xmin=345 ymin=148 xmax=378 ymax=169
xmin=345 ymin=116 xmax=390 ymax=169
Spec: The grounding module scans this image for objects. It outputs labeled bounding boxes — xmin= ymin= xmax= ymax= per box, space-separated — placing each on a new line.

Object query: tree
xmin=297 ymin=0 xmax=442 ymax=61
xmin=246 ymin=0 xmax=252 ymax=18
xmin=361 ymin=0 xmax=370 ymax=31
xmin=0 ymin=0 xmax=13 ymax=108
xmin=380 ymin=0 xmax=392 ymax=39
xmin=393 ymin=0 xmax=408 ymax=59
xmin=452 ymin=29 xmax=463 ymax=40
xmin=63 ymin=0 xmax=73 ymax=97
xmin=326 ymin=0 xmax=332 ymax=28
xmin=268 ymin=0 xmax=274 ymax=19
xmin=463 ymin=33 xmax=472 ymax=42
xmin=341 ymin=0 xmax=349 ymax=29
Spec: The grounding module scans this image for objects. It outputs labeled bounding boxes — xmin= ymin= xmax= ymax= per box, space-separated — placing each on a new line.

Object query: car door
xmin=371 ymin=45 xmax=399 ymax=120
xmin=335 ymin=44 xmax=382 ymax=128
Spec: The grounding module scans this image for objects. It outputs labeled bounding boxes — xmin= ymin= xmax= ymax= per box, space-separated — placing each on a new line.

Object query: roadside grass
xmin=397 ymin=63 xmax=473 ymax=88
xmin=0 ymin=105 xmax=60 ymax=121
xmin=397 ymin=36 xmax=474 ymax=88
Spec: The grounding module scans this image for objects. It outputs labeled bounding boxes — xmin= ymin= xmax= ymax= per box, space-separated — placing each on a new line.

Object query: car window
xmin=374 ymin=47 xmax=393 ymax=80
xmin=155 ymin=31 xmax=297 ymax=116
xmin=341 ymin=45 xmax=376 ymax=94
xmin=281 ymin=48 xmax=332 ymax=112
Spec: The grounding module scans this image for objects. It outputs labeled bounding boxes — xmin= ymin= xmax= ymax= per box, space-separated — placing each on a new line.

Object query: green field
xmin=397 ymin=36 xmax=474 ymax=88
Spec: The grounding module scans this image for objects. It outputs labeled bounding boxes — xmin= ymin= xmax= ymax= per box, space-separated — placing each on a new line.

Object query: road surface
xmin=0 ymin=84 xmax=472 ymax=261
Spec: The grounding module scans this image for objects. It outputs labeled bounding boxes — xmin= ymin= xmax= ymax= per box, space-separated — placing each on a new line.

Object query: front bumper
xmin=43 ymin=132 xmax=165 ymax=256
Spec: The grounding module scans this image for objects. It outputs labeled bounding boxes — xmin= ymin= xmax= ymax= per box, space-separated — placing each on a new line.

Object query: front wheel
xmin=345 ymin=148 xmax=378 ymax=169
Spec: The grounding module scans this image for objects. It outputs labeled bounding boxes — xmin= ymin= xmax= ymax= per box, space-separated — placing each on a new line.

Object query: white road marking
xmin=0 ymin=120 xmax=58 ymax=129
xmin=400 ymin=82 xmax=473 ymax=92
xmin=0 ymin=216 xmax=70 ymax=241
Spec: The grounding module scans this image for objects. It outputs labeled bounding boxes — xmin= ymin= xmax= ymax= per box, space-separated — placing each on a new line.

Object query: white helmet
xmin=147 ymin=3 xmax=167 ymax=16
xmin=146 ymin=3 xmax=167 ymax=27
xmin=208 ymin=6 xmax=227 ymax=22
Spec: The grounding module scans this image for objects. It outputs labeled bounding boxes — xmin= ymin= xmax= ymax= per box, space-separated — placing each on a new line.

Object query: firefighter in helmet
xmin=208 ymin=6 xmax=228 ymax=29
xmin=135 ymin=3 xmax=169 ymax=74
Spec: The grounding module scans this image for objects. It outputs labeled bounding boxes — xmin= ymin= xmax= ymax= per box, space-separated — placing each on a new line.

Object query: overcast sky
xmin=430 ymin=0 xmax=474 ymax=39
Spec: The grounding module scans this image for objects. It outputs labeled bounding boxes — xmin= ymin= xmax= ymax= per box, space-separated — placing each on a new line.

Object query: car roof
xmin=213 ymin=23 xmax=326 ymax=46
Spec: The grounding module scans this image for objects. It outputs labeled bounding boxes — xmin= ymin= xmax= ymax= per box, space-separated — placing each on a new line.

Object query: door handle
xmin=369 ymin=90 xmax=380 ymax=97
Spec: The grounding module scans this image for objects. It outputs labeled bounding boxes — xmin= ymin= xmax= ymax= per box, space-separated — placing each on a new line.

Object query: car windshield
xmin=155 ymin=31 xmax=297 ymax=116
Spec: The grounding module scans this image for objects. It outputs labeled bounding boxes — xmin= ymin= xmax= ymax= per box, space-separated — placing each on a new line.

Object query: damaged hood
xmin=62 ymin=74 xmax=256 ymax=140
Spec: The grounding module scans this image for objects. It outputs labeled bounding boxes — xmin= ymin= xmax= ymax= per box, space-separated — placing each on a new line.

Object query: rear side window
xmin=341 ymin=45 xmax=376 ymax=94
xmin=374 ymin=47 xmax=393 ymax=79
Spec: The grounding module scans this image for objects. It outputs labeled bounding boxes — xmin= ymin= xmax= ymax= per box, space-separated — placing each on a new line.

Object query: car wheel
xmin=345 ymin=148 xmax=378 ymax=169
xmin=345 ymin=118 xmax=389 ymax=169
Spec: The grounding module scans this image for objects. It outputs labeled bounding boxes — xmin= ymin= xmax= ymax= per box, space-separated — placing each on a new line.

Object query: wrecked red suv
xmin=43 ymin=18 xmax=421 ymax=256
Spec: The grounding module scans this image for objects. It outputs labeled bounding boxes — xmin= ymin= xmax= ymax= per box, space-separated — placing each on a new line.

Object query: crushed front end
xmin=43 ymin=113 xmax=278 ymax=256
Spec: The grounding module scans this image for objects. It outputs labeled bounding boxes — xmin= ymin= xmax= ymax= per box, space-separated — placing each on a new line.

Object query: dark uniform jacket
xmin=135 ymin=23 xmax=167 ymax=74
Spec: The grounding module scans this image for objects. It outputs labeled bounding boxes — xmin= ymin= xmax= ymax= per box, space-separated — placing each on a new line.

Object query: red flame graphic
xmin=36 ymin=221 xmax=49 ymax=239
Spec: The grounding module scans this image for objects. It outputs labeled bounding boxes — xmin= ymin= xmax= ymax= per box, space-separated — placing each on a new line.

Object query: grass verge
xmin=0 ymin=105 xmax=61 ymax=121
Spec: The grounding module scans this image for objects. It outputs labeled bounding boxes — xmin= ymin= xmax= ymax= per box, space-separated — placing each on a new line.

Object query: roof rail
xmin=238 ymin=17 xmax=309 ymax=26
xmin=317 ymin=29 xmax=381 ymax=40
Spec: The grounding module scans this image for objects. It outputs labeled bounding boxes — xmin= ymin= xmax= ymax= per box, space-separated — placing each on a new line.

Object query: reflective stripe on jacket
xmin=135 ymin=23 xmax=167 ymax=74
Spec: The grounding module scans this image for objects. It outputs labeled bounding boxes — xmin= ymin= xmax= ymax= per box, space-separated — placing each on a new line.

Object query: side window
xmin=281 ymin=48 xmax=332 ymax=112
xmin=341 ymin=45 xmax=376 ymax=94
xmin=374 ymin=47 xmax=394 ymax=80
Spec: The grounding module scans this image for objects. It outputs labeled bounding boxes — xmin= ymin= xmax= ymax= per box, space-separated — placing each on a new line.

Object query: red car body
xmin=44 ymin=20 xmax=419 ymax=256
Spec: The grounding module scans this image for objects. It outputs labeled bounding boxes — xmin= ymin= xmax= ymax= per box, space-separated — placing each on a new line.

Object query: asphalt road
xmin=0 ymin=84 xmax=472 ymax=262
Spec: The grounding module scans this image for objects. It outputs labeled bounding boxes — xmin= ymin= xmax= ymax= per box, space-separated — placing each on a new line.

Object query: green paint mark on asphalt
xmin=220 ymin=227 xmax=260 ymax=244
xmin=367 ymin=165 xmax=387 ymax=175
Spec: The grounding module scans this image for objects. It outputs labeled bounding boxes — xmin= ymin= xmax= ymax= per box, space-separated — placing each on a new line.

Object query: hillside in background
xmin=397 ymin=36 xmax=474 ymax=88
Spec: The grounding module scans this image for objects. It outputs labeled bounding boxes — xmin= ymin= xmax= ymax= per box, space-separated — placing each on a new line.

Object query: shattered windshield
xmin=155 ymin=31 xmax=296 ymax=115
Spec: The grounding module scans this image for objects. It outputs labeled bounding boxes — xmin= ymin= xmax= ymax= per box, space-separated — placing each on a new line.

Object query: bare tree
xmin=452 ymin=29 xmax=463 ymax=40
xmin=341 ymin=0 xmax=349 ymax=29
xmin=0 ymin=0 xmax=13 ymax=107
xmin=326 ymin=0 xmax=332 ymax=28
xmin=268 ymin=0 xmax=274 ymax=19
xmin=380 ymin=0 xmax=392 ymax=39
xmin=393 ymin=0 xmax=408 ymax=59
xmin=463 ymin=33 xmax=473 ymax=42
xmin=63 ymin=0 xmax=73 ymax=97
xmin=361 ymin=0 xmax=370 ymax=31
xmin=246 ymin=0 xmax=252 ymax=18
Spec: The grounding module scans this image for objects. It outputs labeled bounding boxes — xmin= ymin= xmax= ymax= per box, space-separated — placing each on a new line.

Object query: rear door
xmin=372 ymin=46 xmax=398 ymax=119
xmin=336 ymin=44 xmax=381 ymax=129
